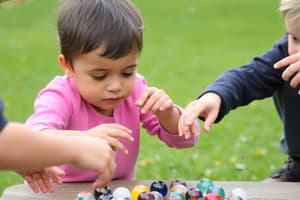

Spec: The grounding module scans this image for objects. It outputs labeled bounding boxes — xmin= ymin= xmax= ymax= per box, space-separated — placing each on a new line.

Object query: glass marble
xmin=196 ymin=178 xmax=214 ymax=195
xmin=113 ymin=187 xmax=132 ymax=200
xmin=169 ymin=180 xmax=187 ymax=189
xmin=150 ymin=180 xmax=168 ymax=197
xmin=229 ymin=188 xmax=247 ymax=200
xmin=168 ymin=191 xmax=186 ymax=200
xmin=150 ymin=191 xmax=164 ymax=200
xmin=185 ymin=188 xmax=203 ymax=200
xmin=138 ymin=191 xmax=155 ymax=200
xmin=207 ymin=185 xmax=225 ymax=200
xmin=131 ymin=184 xmax=149 ymax=200
xmin=170 ymin=183 xmax=188 ymax=196
xmin=76 ymin=191 xmax=93 ymax=200
xmin=203 ymin=192 xmax=222 ymax=200
xmin=94 ymin=186 xmax=113 ymax=200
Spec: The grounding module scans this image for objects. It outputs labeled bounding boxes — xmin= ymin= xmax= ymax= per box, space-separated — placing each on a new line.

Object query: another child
xmin=0 ymin=100 xmax=121 ymax=190
xmin=24 ymin=0 xmax=199 ymax=192
xmin=179 ymin=0 xmax=300 ymax=182
xmin=0 ymin=0 xmax=132 ymax=192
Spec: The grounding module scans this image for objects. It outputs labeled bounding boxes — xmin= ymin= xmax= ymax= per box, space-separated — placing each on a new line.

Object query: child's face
xmin=285 ymin=18 xmax=300 ymax=55
xmin=61 ymin=48 xmax=138 ymax=116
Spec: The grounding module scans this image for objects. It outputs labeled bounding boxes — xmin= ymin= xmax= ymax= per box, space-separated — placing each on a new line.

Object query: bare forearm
xmin=0 ymin=122 xmax=78 ymax=170
xmin=157 ymin=106 xmax=181 ymax=134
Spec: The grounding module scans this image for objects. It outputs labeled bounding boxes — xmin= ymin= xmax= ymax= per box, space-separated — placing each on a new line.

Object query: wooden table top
xmin=1 ymin=180 xmax=300 ymax=200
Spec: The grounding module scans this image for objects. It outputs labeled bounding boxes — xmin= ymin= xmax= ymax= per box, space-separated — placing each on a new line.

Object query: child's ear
xmin=58 ymin=54 xmax=73 ymax=77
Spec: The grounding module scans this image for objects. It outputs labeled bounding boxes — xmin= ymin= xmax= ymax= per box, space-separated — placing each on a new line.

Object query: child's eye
xmin=92 ymin=75 xmax=106 ymax=80
xmin=122 ymin=72 xmax=134 ymax=77
xmin=293 ymin=36 xmax=298 ymax=41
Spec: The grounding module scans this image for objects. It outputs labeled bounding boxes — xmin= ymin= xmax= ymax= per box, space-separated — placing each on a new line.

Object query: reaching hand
xmin=178 ymin=92 xmax=221 ymax=138
xmin=17 ymin=166 xmax=65 ymax=193
xmin=73 ymin=136 xmax=116 ymax=189
xmin=274 ymin=52 xmax=300 ymax=94
xmin=84 ymin=123 xmax=133 ymax=154
xmin=135 ymin=87 xmax=174 ymax=115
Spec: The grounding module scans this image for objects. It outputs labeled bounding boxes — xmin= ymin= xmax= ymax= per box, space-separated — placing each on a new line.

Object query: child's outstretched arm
xmin=41 ymin=123 xmax=133 ymax=154
xmin=135 ymin=87 xmax=183 ymax=134
xmin=178 ymin=92 xmax=221 ymax=138
xmin=0 ymin=122 xmax=116 ymax=189
xmin=19 ymin=123 xmax=132 ymax=193
xmin=274 ymin=52 xmax=300 ymax=94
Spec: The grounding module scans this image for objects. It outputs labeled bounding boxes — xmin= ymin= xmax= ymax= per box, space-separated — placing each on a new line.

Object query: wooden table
xmin=1 ymin=180 xmax=300 ymax=200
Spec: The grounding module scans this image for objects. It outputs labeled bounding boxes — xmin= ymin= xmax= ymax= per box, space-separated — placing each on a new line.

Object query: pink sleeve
xmin=26 ymin=79 xmax=72 ymax=131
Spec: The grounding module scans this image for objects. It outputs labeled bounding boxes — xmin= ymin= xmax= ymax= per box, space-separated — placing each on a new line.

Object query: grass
xmin=0 ymin=0 xmax=287 ymax=195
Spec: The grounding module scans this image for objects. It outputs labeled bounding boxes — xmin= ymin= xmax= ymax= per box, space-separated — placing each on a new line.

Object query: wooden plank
xmin=1 ymin=181 xmax=300 ymax=200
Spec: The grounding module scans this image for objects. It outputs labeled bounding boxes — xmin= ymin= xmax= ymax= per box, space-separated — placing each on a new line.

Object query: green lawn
xmin=0 ymin=0 xmax=286 ymax=195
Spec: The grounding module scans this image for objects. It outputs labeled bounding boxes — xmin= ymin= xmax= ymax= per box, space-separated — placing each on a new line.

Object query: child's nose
xmin=107 ymin=78 xmax=122 ymax=91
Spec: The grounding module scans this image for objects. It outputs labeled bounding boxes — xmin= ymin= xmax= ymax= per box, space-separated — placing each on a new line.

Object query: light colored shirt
xmin=26 ymin=74 xmax=198 ymax=182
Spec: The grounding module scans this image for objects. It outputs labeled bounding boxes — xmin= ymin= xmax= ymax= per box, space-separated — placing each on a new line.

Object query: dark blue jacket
xmin=0 ymin=99 xmax=8 ymax=132
xmin=201 ymin=34 xmax=300 ymax=156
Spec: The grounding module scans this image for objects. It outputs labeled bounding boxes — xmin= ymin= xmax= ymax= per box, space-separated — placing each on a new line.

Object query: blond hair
xmin=280 ymin=0 xmax=300 ymax=26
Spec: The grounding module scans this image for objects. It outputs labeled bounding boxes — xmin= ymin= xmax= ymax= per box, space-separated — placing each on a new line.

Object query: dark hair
xmin=57 ymin=0 xmax=144 ymax=65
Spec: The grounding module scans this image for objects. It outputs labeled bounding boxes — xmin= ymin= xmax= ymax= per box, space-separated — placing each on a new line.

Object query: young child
xmin=24 ymin=0 xmax=199 ymax=193
xmin=179 ymin=0 xmax=300 ymax=182
xmin=0 ymin=0 xmax=133 ymax=192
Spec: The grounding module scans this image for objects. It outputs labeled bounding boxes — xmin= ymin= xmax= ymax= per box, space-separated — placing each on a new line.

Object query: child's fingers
xmin=281 ymin=63 xmax=299 ymax=81
xmin=24 ymin=176 xmax=40 ymax=193
xmin=106 ymin=137 xmax=129 ymax=154
xmin=290 ymin=72 xmax=300 ymax=88
xmin=92 ymin=155 xmax=116 ymax=189
xmin=274 ymin=54 xmax=299 ymax=69
xmin=32 ymin=173 xmax=51 ymax=193
xmin=39 ymin=173 xmax=55 ymax=193
xmin=104 ymin=126 xmax=133 ymax=142
xmin=49 ymin=167 xmax=65 ymax=183
xmin=203 ymin=111 xmax=217 ymax=132
xmin=102 ymin=124 xmax=132 ymax=134
xmin=135 ymin=88 xmax=153 ymax=107
xmin=137 ymin=88 xmax=161 ymax=113
xmin=190 ymin=122 xmax=200 ymax=137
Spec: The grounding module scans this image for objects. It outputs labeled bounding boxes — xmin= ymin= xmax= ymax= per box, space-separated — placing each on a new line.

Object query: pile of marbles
xmin=75 ymin=178 xmax=247 ymax=200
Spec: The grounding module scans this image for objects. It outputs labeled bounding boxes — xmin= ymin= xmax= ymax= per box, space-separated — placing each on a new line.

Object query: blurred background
xmin=0 ymin=0 xmax=286 ymax=195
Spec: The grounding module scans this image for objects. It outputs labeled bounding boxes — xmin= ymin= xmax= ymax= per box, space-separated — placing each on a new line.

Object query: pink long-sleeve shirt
xmin=26 ymin=74 xmax=199 ymax=182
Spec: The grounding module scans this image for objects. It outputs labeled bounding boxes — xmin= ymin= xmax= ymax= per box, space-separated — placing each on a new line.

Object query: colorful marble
xmin=113 ymin=187 xmax=132 ymax=200
xmin=203 ymin=192 xmax=222 ymax=200
xmin=150 ymin=191 xmax=164 ymax=200
xmin=94 ymin=186 xmax=113 ymax=200
xmin=169 ymin=180 xmax=187 ymax=189
xmin=229 ymin=188 xmax=247 ymax=200
xmin=131 ymin=185 xmax=149 ymax=200
xmin=168 ymin=191 xmax=186 ymax=200
xmin=196 ymin=178 xmax=214 ymax=195
xmin=207 ymin=185 xmax=225 ymax=200
xmin=137 ymin=191 xmax=155 ymax=200
xmin=150 ymin=180 xmax=168 ymax=197
xmin=76 ymin=191 xmax=93 ymax=200
xmin=185 ymin=188 xmax=203 ymax=200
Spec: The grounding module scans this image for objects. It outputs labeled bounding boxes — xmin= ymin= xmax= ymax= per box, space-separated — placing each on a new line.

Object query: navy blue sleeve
xmin=0 ymin=99 xmax=8 ymax=132
xmin=199 ymin=34 xmax=289 ymax=122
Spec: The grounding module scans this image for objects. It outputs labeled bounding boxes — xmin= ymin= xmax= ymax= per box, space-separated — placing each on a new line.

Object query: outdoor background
xmin=0 ymin=0 xmax=286 ymax=195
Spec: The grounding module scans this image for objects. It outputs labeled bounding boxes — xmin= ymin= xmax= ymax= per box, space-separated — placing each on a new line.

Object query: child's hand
xmin=17 ymin=166 xmax=65 ymax=193
xmin=274 ymin=52 xmax=300 ymax=93
xmin=178 ymin=92 xmax=221 ymax=138
xmin=135 ymin=87 xmax=174 ymax=115
xmin=72 ymin=136 xmax=116 ymax=189
xmin=84 ymin=123 xmax=133 ymax=154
